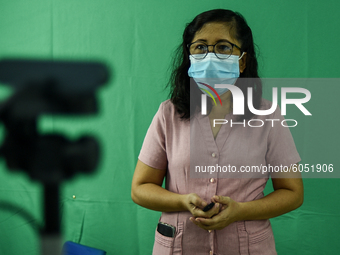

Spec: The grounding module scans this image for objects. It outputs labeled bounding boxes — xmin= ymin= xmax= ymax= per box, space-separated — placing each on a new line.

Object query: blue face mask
xmin=188 ymin=53 xmax=242 ymax=97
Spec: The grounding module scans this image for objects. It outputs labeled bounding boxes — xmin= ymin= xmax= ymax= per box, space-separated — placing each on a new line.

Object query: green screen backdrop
xmin=0 ymin=0 xmax=339 ymax=254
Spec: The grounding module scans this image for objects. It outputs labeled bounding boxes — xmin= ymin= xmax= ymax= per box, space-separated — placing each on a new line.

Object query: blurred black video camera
xmin=0 ymin=59 xmax=109 ymax=183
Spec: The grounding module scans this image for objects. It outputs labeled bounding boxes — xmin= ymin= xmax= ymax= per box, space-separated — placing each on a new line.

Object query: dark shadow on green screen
xmin=0 ymin=201 xmax=40 ymax=230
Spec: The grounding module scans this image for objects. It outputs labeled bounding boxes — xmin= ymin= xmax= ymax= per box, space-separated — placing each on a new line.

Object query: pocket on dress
xmin=152 ymin=222 xmax=183 ymax=255
xmin=247 ymin=222 xmax=277 ymax=255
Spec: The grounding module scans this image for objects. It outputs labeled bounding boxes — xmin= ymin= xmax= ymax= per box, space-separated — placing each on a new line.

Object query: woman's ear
xmin=239 ymin=52 xmax=247 ymax=73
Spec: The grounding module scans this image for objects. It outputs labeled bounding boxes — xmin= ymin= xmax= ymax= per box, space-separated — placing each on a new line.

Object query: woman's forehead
xmin=192 ymin=22 xmax=238 ymax=44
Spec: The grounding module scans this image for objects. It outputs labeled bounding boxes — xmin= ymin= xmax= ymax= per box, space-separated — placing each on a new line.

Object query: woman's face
xmin=191 ymin=22 xmax=247 ymax=73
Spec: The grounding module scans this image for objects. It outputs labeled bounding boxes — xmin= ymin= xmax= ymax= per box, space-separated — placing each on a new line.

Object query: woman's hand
xmin=190 ymin=195 xmax=243 ymax=231
xmin=183 ymin=193 xmax=220 ymax=219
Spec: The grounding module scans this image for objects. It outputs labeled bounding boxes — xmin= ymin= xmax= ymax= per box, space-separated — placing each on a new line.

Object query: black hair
xmin=168 ymin=9 xmax=262 ymax=120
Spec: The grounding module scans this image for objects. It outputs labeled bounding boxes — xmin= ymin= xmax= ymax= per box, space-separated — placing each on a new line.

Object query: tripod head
xmin=0 ymin=59 xmax=109 ymax=183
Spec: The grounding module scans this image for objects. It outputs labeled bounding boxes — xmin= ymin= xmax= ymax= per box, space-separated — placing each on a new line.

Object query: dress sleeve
xmin=265 ymin=105 xmax=301 ymax=167
xmin=138 ymin=102 xmax=168 ymax=170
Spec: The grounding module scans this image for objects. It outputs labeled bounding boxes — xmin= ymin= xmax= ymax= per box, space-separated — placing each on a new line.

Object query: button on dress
xmin=139 ymin=99 xmax=301 ymax=255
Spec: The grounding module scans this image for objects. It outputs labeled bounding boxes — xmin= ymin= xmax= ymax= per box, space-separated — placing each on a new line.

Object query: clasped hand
xmin=185 ymin=193 xmax=242 ymax=231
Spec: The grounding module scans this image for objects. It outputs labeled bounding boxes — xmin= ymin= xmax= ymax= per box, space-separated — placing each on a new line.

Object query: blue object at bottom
xmin=62 ymin=241 xmax=106 ymax=255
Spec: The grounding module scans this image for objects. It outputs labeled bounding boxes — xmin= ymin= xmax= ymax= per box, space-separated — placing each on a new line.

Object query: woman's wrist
xmin=179 ymin=194 xmax=190 ymax=211
xmin=235 ymin=201 xmax=248 ymax=222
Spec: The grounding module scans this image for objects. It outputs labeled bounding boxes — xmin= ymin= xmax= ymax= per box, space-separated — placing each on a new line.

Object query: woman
xmin=131 ymin=9 xmax=303 ymax=255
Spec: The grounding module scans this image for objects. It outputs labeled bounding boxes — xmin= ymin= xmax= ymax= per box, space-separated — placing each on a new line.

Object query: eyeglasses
xmin=187 ymin=40 xmax=243 ymax=60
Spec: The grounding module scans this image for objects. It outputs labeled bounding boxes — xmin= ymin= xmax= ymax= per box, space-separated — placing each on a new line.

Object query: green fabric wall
xmin=0 ymin=0 xmax=339 ymax=254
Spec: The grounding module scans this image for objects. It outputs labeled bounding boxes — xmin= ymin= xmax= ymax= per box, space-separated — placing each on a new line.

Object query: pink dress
xmin=139 ymin=99 xmax=300 ymax=255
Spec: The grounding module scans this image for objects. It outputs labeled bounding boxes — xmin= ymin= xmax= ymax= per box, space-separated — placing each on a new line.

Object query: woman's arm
xmin=131 ymin=160 xmax=219 ymax=217
xmin=131 ymin=160 xmax=185 ymax=212
xmin=191 ymin=164 xmax=304 ymax=230
xmin=239 ymin=170 xmax=303 ymax=220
